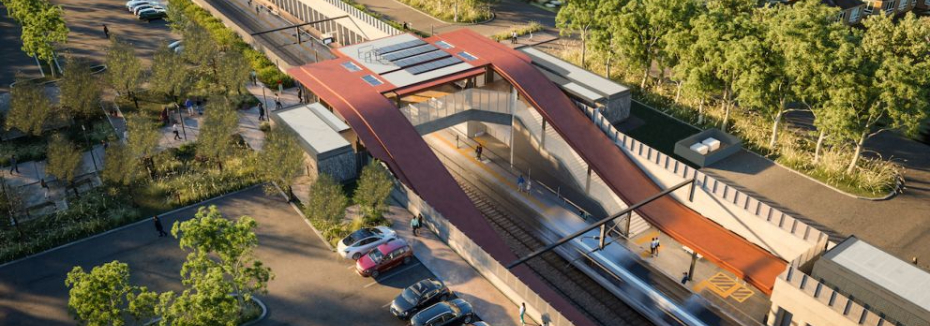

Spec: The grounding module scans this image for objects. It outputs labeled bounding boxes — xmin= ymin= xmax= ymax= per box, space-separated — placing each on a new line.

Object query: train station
xmin=281 ymin=28 xmax=928 ymax=326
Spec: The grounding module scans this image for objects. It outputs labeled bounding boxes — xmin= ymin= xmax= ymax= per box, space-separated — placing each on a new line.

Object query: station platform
xmin=423 ymin=129 xmax=771 ymax=325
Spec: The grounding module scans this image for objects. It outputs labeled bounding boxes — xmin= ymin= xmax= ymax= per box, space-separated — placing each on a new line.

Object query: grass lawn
xmin=621 ymin=101 xmax=700 ymax=168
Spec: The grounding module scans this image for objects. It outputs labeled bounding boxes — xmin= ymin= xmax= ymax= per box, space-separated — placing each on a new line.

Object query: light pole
xmin=175 ymin=104 xmax=187 ymax=140
xmin=81 ymin=125 xmax=99 ymax=174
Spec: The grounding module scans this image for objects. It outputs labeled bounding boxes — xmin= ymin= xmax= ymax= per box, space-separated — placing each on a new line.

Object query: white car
xmin=127 ymin=0 xmax=156 ymax=11
xmin=168 ymin=40 xmax=183 ymax=54
xmin=134 ymin=4 xmax=163 ymax=16
xmin=337 ymin=226 xmax=397 ymax=260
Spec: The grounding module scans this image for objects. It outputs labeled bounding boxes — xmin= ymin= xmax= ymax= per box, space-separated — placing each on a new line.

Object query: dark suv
xmin=391 ymin=278 xmax=452 ymax=319
xmin=410 ymin=298 xmax=476 ymax=326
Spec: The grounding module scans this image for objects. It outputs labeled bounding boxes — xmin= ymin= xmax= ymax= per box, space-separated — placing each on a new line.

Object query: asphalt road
xmin=0 ymin=186 xmax=437 ymax=325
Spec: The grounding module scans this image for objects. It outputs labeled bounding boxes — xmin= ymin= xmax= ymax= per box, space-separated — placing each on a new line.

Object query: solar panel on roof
xmin=375 ymin=39 xmax=426 ymax=55
xmin=382 ymin=44 xmax=439 ymax=61
xmin=435 ymin=41 xmax=453 ymax=49
xmin=393 ymin=51 xmax=450 ymax=68
xmin=406 ymin=57 xmax=463 ymax=75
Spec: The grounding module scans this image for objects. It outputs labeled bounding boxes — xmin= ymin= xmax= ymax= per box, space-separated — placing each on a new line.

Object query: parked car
xmin=409 ymin=298 xmax=477 ymax=326
xmin=355 ymin=238 xmax=413 ymax=278
xmin=391 ymin=278 xmax=452 ymax=320
xmin=128 ymin=1 xmax=157 ymax=12
xmin=337 ymin=226 xmax=397 ymax=260
xmin=168 ymin=40 xmax=183 ymax=54
xmin=133 ymin=4 xmax=163 ymax=16
xmin=126 ymin=0 xmax=153 ymax=10
xmin=138 ymin=8 xmax=166 ymax=21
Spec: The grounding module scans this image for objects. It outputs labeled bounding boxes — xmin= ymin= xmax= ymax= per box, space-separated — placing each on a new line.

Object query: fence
xmin=577 ymin=103 xmax=832 ymax=263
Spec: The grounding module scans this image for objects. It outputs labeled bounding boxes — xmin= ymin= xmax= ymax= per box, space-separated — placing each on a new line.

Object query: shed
xmin=271 ymin=103 xmax=358 ymax=182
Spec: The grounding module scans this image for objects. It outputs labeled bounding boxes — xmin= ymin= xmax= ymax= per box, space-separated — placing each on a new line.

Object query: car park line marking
xmin=364 ymin=262 xmax=422 ymax=288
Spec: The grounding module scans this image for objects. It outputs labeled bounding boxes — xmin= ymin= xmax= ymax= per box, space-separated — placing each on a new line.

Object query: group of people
xmin=649 ymin=237 xmax=661 ymax=257
xmin=409 ymin=214 xmax=425 ymax=236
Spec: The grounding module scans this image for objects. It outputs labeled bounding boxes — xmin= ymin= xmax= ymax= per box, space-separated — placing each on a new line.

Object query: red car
xmin=356 ymin=238 xmax=414 ymax=277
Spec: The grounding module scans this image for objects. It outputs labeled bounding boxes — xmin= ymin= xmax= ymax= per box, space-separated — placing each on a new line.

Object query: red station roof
xmin=289 ymin=29 xmax=786 ymax=312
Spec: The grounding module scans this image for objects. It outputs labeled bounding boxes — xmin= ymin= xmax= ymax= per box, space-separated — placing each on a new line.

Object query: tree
xmin=181 ymin=24 xmax=219 ymax=79
xmin=688 ymin=0 xmax=757 ymax=132
xmin=258 ymin=128 xmax=304 ymax=197
xmin=168 ymin=206 xmax=273 ymax=323
xmin=102 ymin=142 xmax=142 ymax=188
xmin=216 ymin=50 xmax=250 ymax=96
xmin=556 ymin=0 xmax=607 ymax=68
xmin=105 ymin=37 xmax=142 ymax=102
xmin=150 ymin=42 xmax=191 ymax=104
xmin=59 ymin=55 xmax=102 ymax=119
xmin=19 ymin=2 xmax=68 ymax=78
xmin=155 ymin=267 xmax=237 ymax=326
xmin=767 ymin=0 xmax=847 ymax=159
xmin=124 ymin=114 xmax=161 ymax=179
xmin=197 ymin=98 xmax=239 ymax=171
xmin=610 ymin=0 xmax=696 ymax=89
xmin=5 ymin=75 xmax=51 ymax=136
xmin=823 ymin=13 xmax=930 ymax=173
xmin=165 ymin=0 xmax=190 ymax=33
xmin=65 ymin=261 xmax=158 ymax=326
xmin=354 ymin=161 xmax=394 ymax=219
xmin=46 ymin=133 xmax=83 ymax=194
xmin=304 ymin=174 xmax=348 ymax=223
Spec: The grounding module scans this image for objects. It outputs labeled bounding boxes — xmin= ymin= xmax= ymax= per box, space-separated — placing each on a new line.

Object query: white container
xmin=702 ymin=137 xmax=721 ymax=152
xmin=690 ymin=143 xmax=710 ymax=155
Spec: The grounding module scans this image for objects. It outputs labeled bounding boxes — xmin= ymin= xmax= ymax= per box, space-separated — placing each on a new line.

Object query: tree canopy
xmin=65 ymin=261 xmax=158 ymax=326
xmin=305 ymin=173 xmax=348 ymax=223
xmin=105 ymin=37 xmax=143 ymax=99
xmin=59 ymin=56 xmax=102 ymax=119
xmin=45 ymin=133 xmax=83 ymax=186
xmin=5 ymin=75 xmax=52 ymax=136
xmin=354 ymin=161 xmax=394 ymax=219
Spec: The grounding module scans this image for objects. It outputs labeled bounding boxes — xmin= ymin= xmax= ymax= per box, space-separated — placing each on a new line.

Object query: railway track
xmin=452 ymin=174 xmax=653 ymax=326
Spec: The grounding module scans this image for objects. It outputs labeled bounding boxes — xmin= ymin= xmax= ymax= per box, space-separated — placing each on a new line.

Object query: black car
xmin=409 ymin=298 xmax=476 ymax=326
xmin=391 ymin=278 xmax=452 ymax=319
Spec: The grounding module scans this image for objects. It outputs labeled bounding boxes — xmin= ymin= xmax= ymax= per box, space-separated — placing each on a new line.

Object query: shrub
xmin=393 ymin=0 xmax=492 ymax=22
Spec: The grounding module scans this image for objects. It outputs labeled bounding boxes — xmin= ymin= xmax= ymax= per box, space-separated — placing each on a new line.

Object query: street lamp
xmin=81 ymin=125 xmax=99 ymax=174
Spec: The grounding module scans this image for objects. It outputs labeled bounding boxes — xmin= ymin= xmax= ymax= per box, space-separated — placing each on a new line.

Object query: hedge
xmin=169 ymin=0 xmax=295 ymax=88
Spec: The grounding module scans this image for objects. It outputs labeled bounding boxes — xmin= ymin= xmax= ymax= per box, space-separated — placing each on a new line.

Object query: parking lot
xmin=0 ymin=187 xmax=469 ymax=325
xmin=55 ymin=0 xmax=175 ymax=65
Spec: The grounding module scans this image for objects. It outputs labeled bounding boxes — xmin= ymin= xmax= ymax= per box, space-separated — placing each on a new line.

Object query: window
xmin=435 ymin=40 xmax=453 ymax=49
xmin=362 ymin=75 xmax=383 ymax=86
xmin=850 ymin=7 xmax=860 ymax=21
xmin=341 ymin=61 xmax=361 ymax=72
xmin=457 ymin=51 xmax=478 ymax=61
xmin=898 ymin=0 xmax=908 ymax=10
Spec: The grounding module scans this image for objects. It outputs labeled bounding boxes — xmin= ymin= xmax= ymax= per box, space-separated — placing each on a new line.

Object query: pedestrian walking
xmin=649 ymin=237 xmax=657 ymax=256
xmin=184 ymin=98 xmax=193 ymax=115
xmin=402 ymin=21 xmax=409 ymax=31
xmin=297 ymin=87 xmax=303 ymax=103
xmin=411 ymin=214 xmax=421 ymax=236
xmin=275 ymin=98 xmax=283 ymax=111
xmin=8 ymin=155 xmax=18 ymax=174
xmin=256 ymin=5 xmax=260 ymax=14
xmin=475 ymin=143 xmax=483 ymax=160
xmin=101 ymin=139 xmax=109 ymax=149
xmin=681 ymin=272 xmax=690 ymax=285
xmin=511 ymin=31 xmax=518 ymax=44
xmin=653 ymin=237 xmax=662 ymax=257
xmin=517 ymin=175 xmax=526 ymax=192
xmin=250 ymin=70 xmax=257 ymax=85
xmin=153 ymin=215 xmax=168 ymax=237
xmin=258 ymin=102 xmax=266 ymax=121
xmin=102 ymin=24 xmax=109 ymax=39
xmin=173 ymin=124 xmax=181 ymax=140
xmin=519 ymin=302 xmax=526 ymax=325
xmin=160 ymin=107 xmax=169 ymax=126
xmin=40 ymin=178 xmax=49 ymax=198
xmin=525 ymin=178 xmax=532 ymax=194
xmin=247 ymin=0 xmax=252 ymax=5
